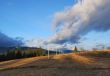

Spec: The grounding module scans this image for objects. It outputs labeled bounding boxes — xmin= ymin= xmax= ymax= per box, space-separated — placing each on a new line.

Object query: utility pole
xmin=59 ymin=49 xmax=61 ymax=54
xmin=56 ymin=48 xmax=58 ymax=55
xmin=61 ymin=51 xmax=64 ymax=54
xmin=48 ymin=48 xmax=50 ymax=59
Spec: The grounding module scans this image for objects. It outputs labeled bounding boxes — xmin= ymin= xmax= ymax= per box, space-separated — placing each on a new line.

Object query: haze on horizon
xmin=0 ymin=0 xmax=110 ymax=50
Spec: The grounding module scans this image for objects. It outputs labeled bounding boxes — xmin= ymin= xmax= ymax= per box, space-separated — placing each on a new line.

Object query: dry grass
xmin=0 ymin=51 xmax=110 ymax=76
xmin=0 ymin=60 xmax=15 ymax=65
xmin=78 ymin=50 xmax=110 ymax=58
xmin=53 ymin=53 xmax=94 ymax=64
xmin=0 ymin=56 xmax=48 ymax=70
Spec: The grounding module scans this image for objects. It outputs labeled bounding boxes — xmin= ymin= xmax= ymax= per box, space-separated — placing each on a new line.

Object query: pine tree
xmin=73 ymin=46 xmax=78 ymax=53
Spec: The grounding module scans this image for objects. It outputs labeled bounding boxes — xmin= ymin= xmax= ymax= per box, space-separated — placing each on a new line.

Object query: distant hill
xmin=0 ymin=47 xmax=57 ymax=54
xmin=63 ymin=49 xmax=72 ymax=53
xmin=0 ymin=47 xmax=38 ymax=53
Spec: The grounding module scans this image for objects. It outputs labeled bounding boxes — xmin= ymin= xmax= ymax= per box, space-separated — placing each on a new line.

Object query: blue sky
xmin=78 ymin=31 xmax=110 ymax=50
xmin=0 ymin=0 xmax=110 ymax=49
xmin=0 ymin=0 xmax=74 ymax=40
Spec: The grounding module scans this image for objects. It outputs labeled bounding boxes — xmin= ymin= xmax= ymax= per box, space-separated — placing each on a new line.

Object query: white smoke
xmin=49 ymin=0 xmax=110 ymax=44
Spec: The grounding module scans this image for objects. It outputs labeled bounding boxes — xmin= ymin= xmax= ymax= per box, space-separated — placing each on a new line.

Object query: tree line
xmin=0 ymin=46 xmax=79 ymax=62
xmin=0 ymin=48 xmax=45 ymax=62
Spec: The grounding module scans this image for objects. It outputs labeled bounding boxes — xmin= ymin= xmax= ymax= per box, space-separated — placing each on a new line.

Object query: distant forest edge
xmin=0 ymin=47 xmax=110 ymax=62
xmin=0 ymin=47 xmax=61 ymax=62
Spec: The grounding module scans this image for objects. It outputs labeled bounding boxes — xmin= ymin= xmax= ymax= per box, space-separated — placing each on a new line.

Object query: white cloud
xmin=25 ymin=0 xmax=110 ymax=50
xmin=49 ymin=0 xmax=110 ymax=44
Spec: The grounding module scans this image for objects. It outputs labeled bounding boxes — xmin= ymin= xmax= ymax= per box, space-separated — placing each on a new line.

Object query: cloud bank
xmin=49 ymin=0 xmax=110 ymax=44
xmin=25 ymin=0 xmax=110 ymax=50
xmin=0 ymin=32 xmax=23 ymax=47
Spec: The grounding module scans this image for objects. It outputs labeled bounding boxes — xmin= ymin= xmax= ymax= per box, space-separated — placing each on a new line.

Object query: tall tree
xmin=73 ymin=46 xmax=78 ymax=53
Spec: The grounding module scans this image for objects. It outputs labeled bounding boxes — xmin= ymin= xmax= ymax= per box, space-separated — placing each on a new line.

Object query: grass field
xmin=0 ymin=51 xmax=110 ymax=76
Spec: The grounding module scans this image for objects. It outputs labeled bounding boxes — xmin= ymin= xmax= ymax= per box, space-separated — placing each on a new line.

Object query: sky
xmin=0 ymin=0 xmax=110 ymax=50
xmin=0 ymin=0 xmax=74 ymax=40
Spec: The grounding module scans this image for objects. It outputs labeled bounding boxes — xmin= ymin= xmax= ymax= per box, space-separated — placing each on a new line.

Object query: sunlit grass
xmin=0 ymin=56 xmax=48 ymax=70
xmin=0 ymin=50 xmax=110 ymax=70
xmin=53 ymin=53 xmax=94 ymax=64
